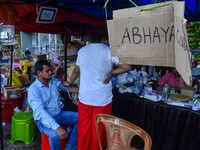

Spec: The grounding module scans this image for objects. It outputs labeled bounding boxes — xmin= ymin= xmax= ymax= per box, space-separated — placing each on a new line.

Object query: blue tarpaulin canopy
xmin=13 ymin=0 xmax=200 ymax=21
xmin=0 ymin=0 xmax=200 ymax=35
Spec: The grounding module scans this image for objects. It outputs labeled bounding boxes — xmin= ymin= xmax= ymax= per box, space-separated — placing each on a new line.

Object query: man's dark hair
xmin=89 ymin=26 xmax=108 ymax=43
xmin=34 ymin=60 xmax=50 ymax=74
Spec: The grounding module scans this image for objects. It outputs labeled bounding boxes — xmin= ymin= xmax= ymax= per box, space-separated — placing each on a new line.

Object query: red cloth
xmin=59 ymin=76 xmax=64 ymax=83
xmin=77 ymin=101 xmax=112 ymax=150
xmin=158 ymin=72 xmax=191 ymax=89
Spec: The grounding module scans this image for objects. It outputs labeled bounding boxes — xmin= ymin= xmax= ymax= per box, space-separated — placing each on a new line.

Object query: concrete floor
xmin=1 ymin=123 xmax=41 ymax=150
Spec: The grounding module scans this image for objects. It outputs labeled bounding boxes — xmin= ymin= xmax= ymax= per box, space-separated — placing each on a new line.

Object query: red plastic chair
xmin=41 ymin=126 xmax=68 ymax=150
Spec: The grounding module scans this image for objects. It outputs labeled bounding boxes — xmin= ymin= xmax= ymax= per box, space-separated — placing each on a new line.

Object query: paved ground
xmin=1 ymin=123 xmax=41 ymax=150
xmin=0 ymin=96 xmax=78 ymax=150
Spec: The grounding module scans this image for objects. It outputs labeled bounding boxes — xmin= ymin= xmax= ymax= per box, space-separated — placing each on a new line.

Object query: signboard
xmin=0 ymin=25 xmax=15 ymax=45
xmin=107 ymin=1 xmax=192 ymax=85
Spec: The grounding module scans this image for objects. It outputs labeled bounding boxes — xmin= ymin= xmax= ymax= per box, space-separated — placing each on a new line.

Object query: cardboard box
xmin=3 ymin=86 xmax=21 ymax=99
xmin=107 ymin=1 xmax=192 ymax=86
xmin=32 ymin=54 xmax=47 ymax=63
xmin=18 ymin=74 xmax=29 ymax=85
xmin=180 ymin=87 xmax=195 ymax=97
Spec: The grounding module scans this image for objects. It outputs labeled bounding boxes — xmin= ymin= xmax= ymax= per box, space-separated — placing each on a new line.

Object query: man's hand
xmin=52 ymin=62 xmax=63 ymax=78
xmin=104 ymin=72 xmax=113 ymax=84
xmin=70 ymin=87 xmax=79 ymax=93
xmin=63 ymin=81 xmax=70 ymax=86
xmin=56 ymin=126 xmax=68 ymax=140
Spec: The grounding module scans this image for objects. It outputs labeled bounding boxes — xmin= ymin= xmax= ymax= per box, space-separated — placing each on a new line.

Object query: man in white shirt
xmin=69 ymin=26 xmax=131 ymax=150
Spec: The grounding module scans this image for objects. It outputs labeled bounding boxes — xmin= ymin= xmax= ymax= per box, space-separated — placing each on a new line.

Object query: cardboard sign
xmin=107 ymin=1 xmax=192 ymax=85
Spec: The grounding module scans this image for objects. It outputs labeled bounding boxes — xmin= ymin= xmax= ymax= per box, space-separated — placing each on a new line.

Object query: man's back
xmin=25 ymin=50 xmax=31 ymax=55
xmin=77 ymin=43 xmax=115 ymax=106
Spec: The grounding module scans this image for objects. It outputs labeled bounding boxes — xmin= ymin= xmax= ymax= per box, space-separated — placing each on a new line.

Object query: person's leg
xmin=56 ymin=111 xmax=78 ymax=126
xmin=77 ymin=101 xmax=93 ymax=150
xmin=90 ymin=102 xmax=112 ymax=150
xmin=56 ymin=111 xmax=78 ymax=147
xmin=36 ymin=121 xmax=61 ymax=150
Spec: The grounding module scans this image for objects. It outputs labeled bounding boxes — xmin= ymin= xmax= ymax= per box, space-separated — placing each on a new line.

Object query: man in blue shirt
xmin=28 ymin=60 xmax=78 ymax=150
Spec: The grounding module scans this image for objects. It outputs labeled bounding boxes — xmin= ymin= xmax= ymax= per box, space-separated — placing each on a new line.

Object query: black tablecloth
xmin=112 ymin=89 xmax=200 ymax=150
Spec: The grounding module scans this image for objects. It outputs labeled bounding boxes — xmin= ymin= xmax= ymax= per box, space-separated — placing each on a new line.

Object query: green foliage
xmin=186 ymin=21 xmax=200 ymax=49
xmin=194 ymin=54 xmax=200 ymax=60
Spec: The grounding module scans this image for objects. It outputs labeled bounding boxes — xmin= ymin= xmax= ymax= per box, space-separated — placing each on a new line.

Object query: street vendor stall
xmin=1 ymin=0 xmax=200 ymax=150
xmin=112 ymin=88 xmax=200 ymax=150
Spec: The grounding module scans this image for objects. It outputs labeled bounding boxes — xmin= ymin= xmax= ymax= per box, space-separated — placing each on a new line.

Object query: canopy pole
xmin=10 ymin=46 xmax=13 ymax=86
xmin=64 ymin=4 xmax=68 ymax=81
xmin=0 ymin=60 xmax=4 ymax=150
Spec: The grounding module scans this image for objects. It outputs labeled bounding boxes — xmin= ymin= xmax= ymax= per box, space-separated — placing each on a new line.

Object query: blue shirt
xmin=28 ymin=77 xmax=62 ymax=130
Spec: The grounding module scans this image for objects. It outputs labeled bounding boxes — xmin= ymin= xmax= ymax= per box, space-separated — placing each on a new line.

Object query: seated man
xmin=156 ymin=68 xmax=191 ymax=93
xmin=28 ymin=60 xmax=78 ymax=150
xmin=58 ymin=34 xmax=78 ymax=61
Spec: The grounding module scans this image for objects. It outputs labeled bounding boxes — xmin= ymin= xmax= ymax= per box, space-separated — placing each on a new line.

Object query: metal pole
xmin=63 ymin=4 xmax=69 ymax=111
xmin=35 ymin=33 xmax=38 ymax=55
xmin=64 ymin=4 xmax=68 ymax=81
xmin=0 ymin=59 xmax=4 ymax=150
xmin=10 ymin=45 xmax=13 ymax=86
xmin=38 ymin=33 xmax=41 ymax=54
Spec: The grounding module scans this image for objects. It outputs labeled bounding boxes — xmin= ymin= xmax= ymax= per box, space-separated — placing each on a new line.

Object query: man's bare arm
xmin=104 ymin=64 xmax=131 ymax=84
xmin=69 ymin=65 xmax=80 ymax=85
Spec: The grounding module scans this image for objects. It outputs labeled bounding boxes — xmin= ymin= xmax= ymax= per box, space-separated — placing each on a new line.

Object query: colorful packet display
xmin=192 ymin=97 xmax=200 ymax=106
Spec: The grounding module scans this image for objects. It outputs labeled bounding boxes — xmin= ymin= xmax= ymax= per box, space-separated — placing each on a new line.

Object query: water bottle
xmin=126 ymin=73 xmax=133 ymax=83
xmin=162 ymin=84 xmax=169 ymax=101
xmin=139 ymin=73 xmax=143 ymax=93
xmin=143 ymin=84 xmax=148 ymax=96
xmin=153 ymin=72 xmax=159 ymax=81
xmin=170 ymin=88 xmax=175 ymax=94
xmin=134 ymin=78 xmax=139 ymax=94
xmin=111 ymin=77 xmax=117 ymax=88
xmin=148 ymin=84 xmax=153 ymax=95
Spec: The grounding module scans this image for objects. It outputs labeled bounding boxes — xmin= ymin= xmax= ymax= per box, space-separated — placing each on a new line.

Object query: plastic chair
xmin=41 ymin=126 xmax=68 ymax=150
xmin=95 ymin=114 xmax=152 ymax=150
xmin=10 ymin=112 xmax=35 ymax=145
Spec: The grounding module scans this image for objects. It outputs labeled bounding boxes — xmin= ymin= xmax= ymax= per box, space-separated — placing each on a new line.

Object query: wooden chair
xmin=95 ymin=114 xmax=152 ymax=150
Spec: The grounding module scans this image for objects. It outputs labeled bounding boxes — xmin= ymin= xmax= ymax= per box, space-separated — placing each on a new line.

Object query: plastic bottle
xmin=153 ymin=72 xmax=158 ymax=81
xmin=170 ymin=88 xmax=175 ymax=94
xmin=148 ymin=84 xmax=153 ymax=95
xmin=111 ymin=77 xmax=117 ymax=88
xmin=126 ymin=73 xmax=133 ymax=83
xmin=162 ymin=84 xmax=169 ymax=101
xmin=134 ymin=78 xmax=139 ymax=94
xmin=143 ymin=84 xmax=148 ymax=96
xmin=139 ymin=73 xmax=143 ymax=93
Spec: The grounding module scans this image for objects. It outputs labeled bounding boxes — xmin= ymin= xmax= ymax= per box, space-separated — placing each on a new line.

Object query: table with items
xmin=112 ymin=87 xmax=200 ymax=150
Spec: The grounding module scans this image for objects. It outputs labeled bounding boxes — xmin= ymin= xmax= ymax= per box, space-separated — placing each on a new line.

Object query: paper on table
xmin=167 ymin=101 xmax=194 ymax=108
xmin=143 ymin=94 xmax=161 ymax=102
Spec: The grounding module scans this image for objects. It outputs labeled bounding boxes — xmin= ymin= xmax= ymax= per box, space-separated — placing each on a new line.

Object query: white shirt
xmin=76 ymin=43 xmax=119 ymax=106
